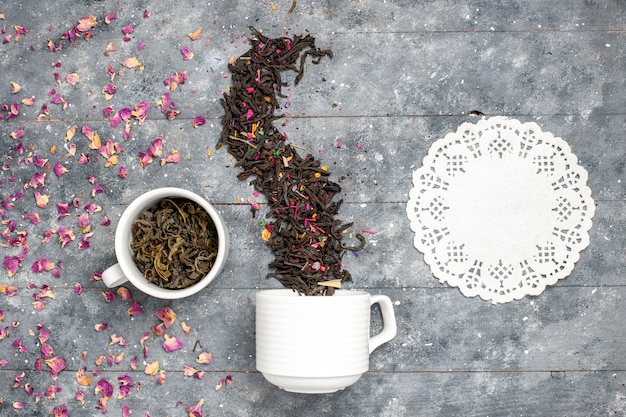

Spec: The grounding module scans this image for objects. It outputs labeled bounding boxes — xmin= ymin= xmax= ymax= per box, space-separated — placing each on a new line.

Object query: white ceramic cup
xmin=256 ymin=289 xmax=397 ymax=393
xmin=102 ymin=188 xmax=229 ymax=299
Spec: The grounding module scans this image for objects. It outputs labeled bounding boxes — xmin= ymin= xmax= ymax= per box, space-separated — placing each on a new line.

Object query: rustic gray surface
xmin=0 ymin=0 xmax=625 ymax=416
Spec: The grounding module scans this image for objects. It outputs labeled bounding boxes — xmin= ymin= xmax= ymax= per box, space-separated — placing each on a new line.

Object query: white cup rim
xmin=256 ymin=289 xmax=370 ymax=298
xmin=115 ymin=187 xmax=228 ymax=299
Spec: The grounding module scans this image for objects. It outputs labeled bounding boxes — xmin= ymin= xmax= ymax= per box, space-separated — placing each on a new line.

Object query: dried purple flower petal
xmin=186 ymin=399 xmax=205 ymax=417
xmin=53 ymin=161 xmax=68 ymax=178
xmin=127 ymin=301 xmax=143 ymax=316
xmin=162 ymin=334 xmax=184 ymax=352
xmin=44 ymin=356 xmax=66 ymax=380
xmin=181 ymin=46 xmax=194 ymax=60
xmin=193 ymin=116 xmax=206 ymax=128
xmin=95 ymin=378 xmax=113 ymax=398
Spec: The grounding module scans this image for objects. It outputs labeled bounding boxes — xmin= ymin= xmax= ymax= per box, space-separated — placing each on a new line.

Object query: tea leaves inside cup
xmin=131 ymin=198 xmax=219 ymax=290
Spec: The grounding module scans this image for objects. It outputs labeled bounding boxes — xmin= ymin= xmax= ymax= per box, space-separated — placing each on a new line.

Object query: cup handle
xmin=102 ymin=263 xmax=129 ymax=288
xmin=369 ymin=295 xmax=398 ymax=354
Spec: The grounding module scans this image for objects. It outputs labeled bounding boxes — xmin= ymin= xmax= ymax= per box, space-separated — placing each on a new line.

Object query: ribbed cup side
xmin=256 ymin=290 xmax=371 ymax=377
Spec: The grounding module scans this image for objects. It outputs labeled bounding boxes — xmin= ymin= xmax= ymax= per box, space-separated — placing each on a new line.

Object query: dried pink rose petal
xmin=103 ymin=106 xmax=115 ymax=117
xmin=130 ymin=356 xmax=138 ymax=370
xmin=4 ymin=255 xmax=21 ymax=277
xmin=132 ymin=100 xmax=150 ymax=124
xmin=162 ymin=334 xmax=184 ymax=352
xmin=144 ymin=361 xmax=158 ymax=379
xmin=35 ymin=285 xmax=55 ymax=300
xmin=44 ymin=356 xmax=66 ymax=380
xmin=163 ymin=71 xmax=187 ymax=91
xmin=1 ymin=285 xmax=18 ymax=296
xmin=32 ymin=258 xmax=55 ymax=272
xmin=75 ymin=389 xmax=85 ymax=404
xmin=184 ymin=365 xmax=205 ymax=379
xmin=53 ymin=161 xmax=68 ymax=178
xmin=117 ymin=287 xmax=133 ymax=301
xmin=110 ymin=334 xmax=128 ymax=347
xmin=119 ymin=107 xmax=132 ymax=121
xmin=186 ymin=399 xmax=205 ymax=417
xmin=91 ymin=184 xmax=103 ymax=198
xmin=193 ymin=116 xmax=206 ymax=128
xmin=13 ymin=372 xmax=25 ymax=387
xmin=156 ymin=307 xmax=176 ymax=328
xmin=160 ymin=150 xmax=180 ymax=165
xmin=157 ymin=369 xmax=166 ymax=384
xmin=214 ymin=374 xmax=233 ymax=390
xmin=32 ymin=300 xmax=46 ymax=311
xmin=196 ymin=352 xmax=212 ymax=365
xmin=22 ymin=212 xmax=40 ymax=224
xmin=127 ymin=301 xmax=143 ymax=316
xmin=40 ymin=344 xmax=54 ymax=358
xmin=151 ymin=323 xmax=165 ymax=336
xmin=181 ymin=46 xmax=194 ymax=60
xmin=13 ymin=401 xmax=24 ymax=410
xmin=45 ymin=384 xmax=62 ymax=399
xmin=84 ymin=203 xmax=102 ymax=214
xmin=139 ymin=151 xmax=153 ymax=168
xmin=38 ymin=326 xmax=49 ymax=340
xmin=14 ymin=24 xmax=29 ymax=41
xmin=78 ymin=234 xmax=91 ymax=251
xmin=109 ymin=112 xmax=122 ymax=127
xmin=74 ymin=282 xmax=83 ymax=294
xmin=95 ymin=378 xmax=113 ymax=398
xmin=24 ymin=382 xmax=35 ymax=395
xmin=121 ymin=56 xmax=143 ymax=70
xmin=10 ymin=126 xmax=24 ymax=139
xmin=10 ymin=81 xmax=21 ymax=94
xmin=51 ymin=404 xmax=68 ymax=417
xmin=76 ymin=367 xmax=93 ymax=386
xmin=181 ymin=321 xmax=191 ymax=335
xmin=96 ymin=396 xmax=108 ymax=413
xmin=66 ymin=73 xmax=79 ymax=86
xmin=148 ymin=138 xmax=163 ymax=156
xmin=78 ymin=213 xmax=90 ymax=231
xmin=57 ymin=202 xmax=69 ymax=217
xmin=13 ymin=338 xmax=28 ymax=353
xmin=76 ymin=15 xmax=97 ymax=32
xmin=7 ymin=102 xmax=20 ymax=119
xmin=102 ymin=84 xmax=117 ymax=100
xmin=101 ymin=291 xmax=115 ymax=303
xmin=94 ymin=323 xmax=108 ymax=332
xmin=57 ymin=227 xmax=75 ymax=247
xmin=34 ymin=191 xmax=50 ymax=208
xmin=105 ymin=12 xmax=117 ymax=24
xmin=157 ymin=93 xmax=171 ymax=112
xmin=123 ymin=122 xmax=132 ymax=140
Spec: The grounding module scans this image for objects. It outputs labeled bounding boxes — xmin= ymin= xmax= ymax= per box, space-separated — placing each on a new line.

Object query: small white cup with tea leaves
xmin=256 ymin=289 xmax=397 ymax=393
xmin=102 ymin=188 xmax=229 ymax=299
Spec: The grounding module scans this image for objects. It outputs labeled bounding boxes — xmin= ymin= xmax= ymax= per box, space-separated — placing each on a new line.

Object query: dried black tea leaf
xmin=219 ymin=27 xmax=363 ymax=296
xmin=131 ymin=198 xmax=219 ymax=290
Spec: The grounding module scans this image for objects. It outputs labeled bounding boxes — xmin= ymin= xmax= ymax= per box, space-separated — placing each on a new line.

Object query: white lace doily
xmin=406 ymin=117 xmax=595 ymax=304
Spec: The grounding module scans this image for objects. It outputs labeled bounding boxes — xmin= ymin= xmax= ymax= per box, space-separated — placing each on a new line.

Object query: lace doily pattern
xmin=406 ymin=117 xmax=594 ymax=304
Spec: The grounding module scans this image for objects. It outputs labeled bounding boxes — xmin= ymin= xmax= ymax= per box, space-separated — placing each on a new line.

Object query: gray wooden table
xmin=0 ymin=1 xmax=624 ymax=415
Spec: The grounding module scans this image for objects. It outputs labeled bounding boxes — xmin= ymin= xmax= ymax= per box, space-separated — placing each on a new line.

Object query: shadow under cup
xmin=103 ymin=188 xmax=229 ymax=299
